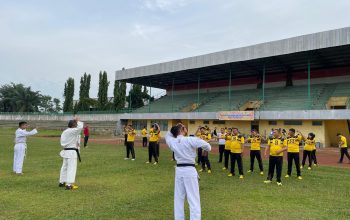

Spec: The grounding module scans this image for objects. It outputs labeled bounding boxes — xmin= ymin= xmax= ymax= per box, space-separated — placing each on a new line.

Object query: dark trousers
xmin=302 ymin=150 xmax=312 ymax=167
xmin=148 ymin=142 xmax=158 ymax=163
xmin=230 ymin=153 xmax=243 ymax=175
xmin=287 ymin=152 xmax=301 ymax=176
xmin=312 ymin=150 xmax=318 ymax=164
xmin=124 ymin=134 xmax=127 ymax=146
xmin=224 ymin=149 xmax=230 ymax=169
xmin=126 ymin=142 xmax=135 ymax=159
xmin=201 ymin=155 xmax=211 ymax=170
xmin=339 ymin=147 xmax=350 ymax=162
xmin=250 ymin=150 xmax=263 ymax=171
xmin=218 ymin=145 xmax=225 ymax=162
xmin=172 ymin=152 xmax=175 ymax=161
xmin=84 ymin=136 xmax=89 ymax=147
xmin=156 ymin=143 xmax=160 ymax=157
xmin=267 ymin=156 xmax=283 ymax=182
xmin=142 ymin=137 xmax=147 ymax=148
xmin=197 ymin=148 xmax=203 ymax=164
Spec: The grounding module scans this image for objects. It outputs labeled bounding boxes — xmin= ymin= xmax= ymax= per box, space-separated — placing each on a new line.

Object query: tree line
xmin=63 ymin=71 xmax=152 ymax=113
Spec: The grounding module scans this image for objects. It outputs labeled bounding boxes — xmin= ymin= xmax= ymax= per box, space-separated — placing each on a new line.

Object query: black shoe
xmin=65 ymin=185 xmax=78 ymax=190
xmin=59 ymin=182 xmax=65 ymax=187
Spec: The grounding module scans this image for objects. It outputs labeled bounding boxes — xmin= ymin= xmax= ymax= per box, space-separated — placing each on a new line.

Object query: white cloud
xmin=143 ymin=0 xmax=196 ymax=12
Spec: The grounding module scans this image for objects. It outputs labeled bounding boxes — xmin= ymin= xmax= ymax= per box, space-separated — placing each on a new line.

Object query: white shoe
xmin=124 ymin=158 xmax=130 ymax=160
xmin=131 ymin=159 xmax=135 ymax=161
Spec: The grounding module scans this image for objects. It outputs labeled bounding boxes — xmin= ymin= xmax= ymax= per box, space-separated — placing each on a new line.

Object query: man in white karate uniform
xmin=13 ymin=121 xmax=38 ymax=175
xmin=165 ymin=123 xmax=211 ymax=220
xmin=59 ymin=116 xmax=83 ymax=190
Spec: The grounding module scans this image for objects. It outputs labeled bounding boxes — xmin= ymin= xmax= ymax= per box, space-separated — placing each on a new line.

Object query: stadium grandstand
xmin=115 ymin=26 xmax=350 ymax=148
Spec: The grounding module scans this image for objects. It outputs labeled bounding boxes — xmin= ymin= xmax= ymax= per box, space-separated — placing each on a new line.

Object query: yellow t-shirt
xmin=127 ymin=130 xmax=135 ymax=142
xmin=200 ymin=133 xmax=211 ymax=142
xmin=248 ymin=136 xmax=261 ymax=151
xmin=230 ymin=135 xmax=244 ymax=153
xmin=304 ymin=139 xmax=316 ymax=151
xmin=141 ymin=129 xmax=147 ymax=138
xmin=225 ymin=134 xmax=232 ymax=150
xmin=340 ymin=135 xmax=347 ymax=148
xmin=149 ymin=128 xmax=160 ymax=142
xmin=285 ymin=135 xmax=302 ymax=153
xmin=269 ymin=138 xmax=284 ymax=156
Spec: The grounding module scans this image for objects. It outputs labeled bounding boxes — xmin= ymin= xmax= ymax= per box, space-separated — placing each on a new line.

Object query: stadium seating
xmin=133 ymin=82 xmax=350 ymax=113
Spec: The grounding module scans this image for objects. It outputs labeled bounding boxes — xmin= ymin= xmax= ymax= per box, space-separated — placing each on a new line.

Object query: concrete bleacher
xmin=135 ymin=83 xmax=350 ymax=112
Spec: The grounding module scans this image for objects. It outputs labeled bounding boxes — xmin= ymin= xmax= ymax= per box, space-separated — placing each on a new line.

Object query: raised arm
xmin=188 ymin=137 xmax=211 ymax=152
xmin=17 ymin=129 xmax=38 ymax=137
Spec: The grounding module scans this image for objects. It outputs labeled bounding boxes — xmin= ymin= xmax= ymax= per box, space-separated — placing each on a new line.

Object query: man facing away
xmin=13 ymin=121 xmax=38 ymax=175
xmin=59 ymin=116 xmax=83 ymax=190
xmin=165 ymin=123 xmax=211 ymax=220
xmin=83 ymin=124 xmax=90 ymax=148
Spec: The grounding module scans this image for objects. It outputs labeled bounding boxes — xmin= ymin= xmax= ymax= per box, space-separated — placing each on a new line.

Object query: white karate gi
xmin=13 ymin=128 xmax=38 ymax=174
xmin=165 ymin=132 xmax=211 ymax=220
xmin=59 ymin=121 xmax=83 ymax=185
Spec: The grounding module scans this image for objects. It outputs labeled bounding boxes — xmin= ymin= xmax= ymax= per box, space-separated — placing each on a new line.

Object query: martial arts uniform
xmin=217 ymin=132 xmax=226 ymax=163
xmin=223 ymin=134 xmax=232 ymax=170
xmin=302 ymin=138 xmax=316 ymax=168
xmin=59 ymin=121 xmax=83 ymax=187
xmin=126 ymin=129 xmax=136 ymax=159
xmin=13 ymin=128 xmax=38 ymax=174
xmin=229 ymin=135 xmax=245 ymax=177
xmin=141 ymin=128 xmax=148 ymax=148
xmin=339 ymin=135 xmax=350 ymax=163
xmin=148 ymin=128 xmax=160 ymax=163
xmin=165 ymin=132 xmax=211 ymax=220
xmin=247 ymin=135 xmax=263 ymax=173
xmin=266 ymin=138 xmax=284 ymax=183
xmin=285 ymin=135 xmax=302 ymax=178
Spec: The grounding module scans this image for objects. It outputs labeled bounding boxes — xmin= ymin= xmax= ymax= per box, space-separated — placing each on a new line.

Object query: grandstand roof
xmin=115 ymin=27 xmax=350 ymax=89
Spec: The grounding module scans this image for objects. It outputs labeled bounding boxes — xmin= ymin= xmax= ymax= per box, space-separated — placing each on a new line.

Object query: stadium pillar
xmin=308 ymin=59 xmax=311 ymax=109
xmin=262 ymin=64 xmax=266 ymax=103
xmin=197 ymin=74 xmax=200 ymax=112
xmin=149 ymin=82 xmax=152 ymax=113
xmin=228 ymin=69 xmax=232 ymax=109
xmin=172 ymin=78 xmax=174 ymax=112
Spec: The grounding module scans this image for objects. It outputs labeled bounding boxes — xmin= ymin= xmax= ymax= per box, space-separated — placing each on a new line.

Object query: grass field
xmin=1 ymin=129 xmax=350 ymax=220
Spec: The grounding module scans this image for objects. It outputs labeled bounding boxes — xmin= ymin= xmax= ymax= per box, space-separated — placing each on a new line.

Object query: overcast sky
xmin=1 ymin=0 xmax=350 ymax=100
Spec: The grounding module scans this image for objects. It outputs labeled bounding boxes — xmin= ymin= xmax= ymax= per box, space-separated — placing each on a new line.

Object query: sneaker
xmin=313 ymin=164 xmax=318 ymax=167
xmin=222 ymin=167 xmax=227 ymax=170
xmin=58 ymin=182 xmax=65 ymax=187
xmin=124 ymin=158 xmax=130 ymax=160
xmin=307 ymin=167 xmax=311 ymax=170
xmin=247 ymin=170 xmax=252 ymax=173
xmin=297 ymin=176 xmax=303 ymax=180
xmin=277 ymin=182 xmax=283 ymax=186
xmin=131 ymin=159 xmax=135 ymax=161
xmin=228 ymin=173 xmax=233 ymax=177
xmin=239 ymin=175 xmax=244 ymax=179
xmin=208 ymin=170 xmax=212 ymax=174
xmin=153 ymin=162 xmax=158 ymax=165
xmin=260 ymin=171 xmax=264 ymax=175
xmin=145 ymin=161 xmax=150 ymax=164
xmin=300 ymin=165 xmax=303 ymax=169
xmin=199 ymin=169 xmax=204 ymax=172
xmin=65 ymin=184 xmax=78 ymax=190
xmin=264 ymin=180 xmax=272 ymax=184
xmin=285 ymin=175 xmax=290 ymax=178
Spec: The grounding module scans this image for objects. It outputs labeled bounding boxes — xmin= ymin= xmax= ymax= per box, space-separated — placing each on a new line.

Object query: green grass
xmin=0 ymin=129 xmax=349 ymax=220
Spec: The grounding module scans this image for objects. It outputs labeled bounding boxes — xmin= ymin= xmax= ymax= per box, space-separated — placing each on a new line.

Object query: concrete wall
xmin=325 ymin=120 xmax=350 ymax=147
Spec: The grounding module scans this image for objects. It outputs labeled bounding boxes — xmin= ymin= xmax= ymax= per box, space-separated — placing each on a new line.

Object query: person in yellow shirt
xmin=246 ymin=129 xmax=264 ymax=175
xmin=195 ymin=127 xmax=203 ymax=165
xmin=125 ymin=125 xmax=136 ymax=161
xmin=301 ymin=133 xmax=316 ymax=169
xmin=284 ymin=128 xmax=302 ymax=179
xmin=216 ymin=128 xmax=226 ymax=163
xmin=198 ymin=127 xmax=212 ymax=174
xmin=264 ymin=129 xmax=287 ymax=186
xmin=222 ymin=128 xmax=232 ymax=170
xmin=147 ymin=123 xmax=160 ymax=165
xmin=141 ymin=126 xmax=147 ymax=148
xmin=337 ymin=133 xmax=350 ymax=163
xmin=228 ymin=128 xmax=244 ymax=179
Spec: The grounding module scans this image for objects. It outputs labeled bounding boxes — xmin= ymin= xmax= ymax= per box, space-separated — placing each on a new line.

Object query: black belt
xmin=177 ymin=164 xmax=195 ymax=167
xmin=64 ymin=148 xmax=81 ymax=162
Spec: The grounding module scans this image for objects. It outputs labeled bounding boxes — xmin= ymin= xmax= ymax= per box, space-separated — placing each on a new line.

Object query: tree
xmin=120 ymin=81 xmax=127 ymax=108
xmin=53 ymin=98 xmax=62 ymax=112
xmin=128 ymin=84 xmax=144 ymax=109
xmin=97 ymin=71 xmax=109 ymax=110
xmin=113 ymin=80 xmax=127 ymax=110
xmin=77 ymin=73 xmax=91 ymax=111
xmin=39 ymin=95 xmax=55 ymax=112
xmin=63 ymin=78 xmax=75 ymax=112
xmin=0 ymin=83 xmax=44 ymax=112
